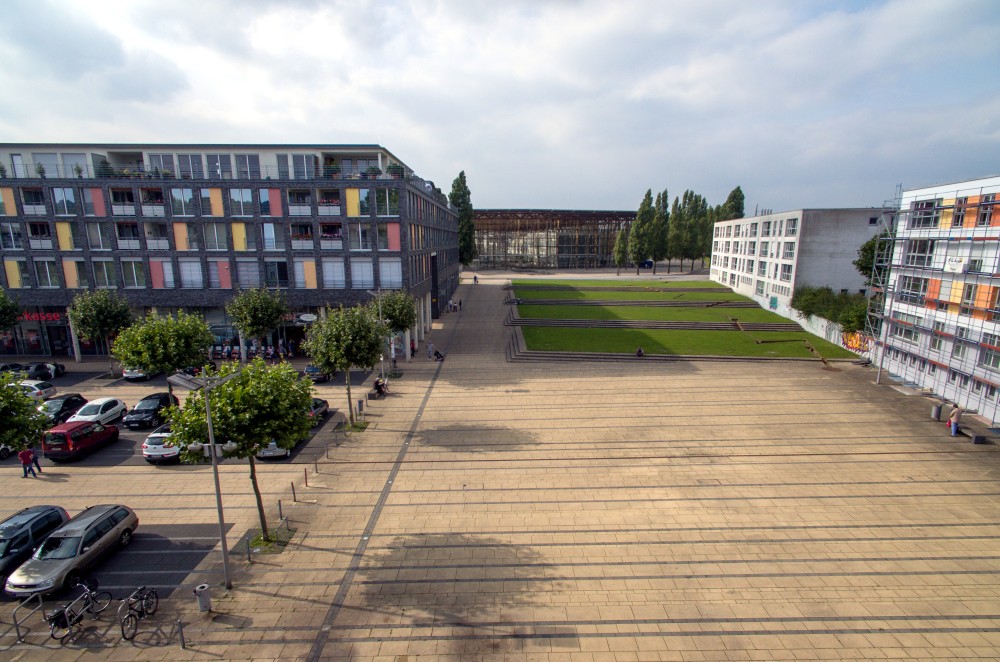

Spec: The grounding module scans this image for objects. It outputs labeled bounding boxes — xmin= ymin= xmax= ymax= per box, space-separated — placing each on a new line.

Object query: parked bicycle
xmin=45 ymin=577 xmax=112 ymax=640
xmin=118 ymin=585 xmax=158 ymax=640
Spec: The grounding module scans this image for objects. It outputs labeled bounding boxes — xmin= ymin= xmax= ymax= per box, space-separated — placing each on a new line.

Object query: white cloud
xmin=0 ymin=0 xmax=998 ymax=213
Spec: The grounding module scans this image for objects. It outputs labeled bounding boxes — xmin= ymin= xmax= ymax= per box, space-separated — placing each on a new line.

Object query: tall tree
xmin=854 ymin=231 xmax=890 ymax=286
xmin=720 ymin=186 xmax=745 ymax=220
xmin=612 ymin=227 xmax=629 ymax=276
xmin=668 ymin=196 xmax=688 ymax=271
xmin=67 ymin=290 xmax=133 ymax=374
xmin=0 ymin=288 xmax=19 ymax=333
xmin=226 ymin=289 xmax=288 ymax=361
xmin=168 ymin=359 xmax=313 ymax=541
xmin=0 ymin=382 xmax=49 ymax=456
xmin=111 ymin=311 xmax=214 ymax=395
xmin=303 ymin=305 xmax=386 ymax=425
xmin=449 ymin=171 xmax=477 ymax=266
xmin=651 ymin=189 xmax=670 ymax=274
xmin=628 ymin=190 xmax=655 ymax=274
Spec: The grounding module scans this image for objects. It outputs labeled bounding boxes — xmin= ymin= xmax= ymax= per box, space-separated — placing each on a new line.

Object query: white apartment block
xmin=710 ymin=209 xmax=886 ymax=319
xmin=879 ymin=176 xmax=1000 ymax=424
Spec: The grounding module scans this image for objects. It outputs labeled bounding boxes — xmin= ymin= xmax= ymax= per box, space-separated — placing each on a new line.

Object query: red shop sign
xmin=19 ymin=311 xmax=62 ymax=322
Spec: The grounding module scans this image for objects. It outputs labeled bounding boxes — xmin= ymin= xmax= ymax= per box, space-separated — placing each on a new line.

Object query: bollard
xmin=314 ymin=457 xmax=319 ymax=475
xmin=278 ymin=499 xmax=283 ymax=520
xmin=178 ymin=619 xmax=186 ymax=649
xmin=247 ymin=540 xmax=252 ymax=563
xmin=291 ymin=481 xmax=297 ymax=502
xmin=193 ymin=583 xmax=211 ymax=612
xmin=304 ymin=467 xmax=309 ymax=487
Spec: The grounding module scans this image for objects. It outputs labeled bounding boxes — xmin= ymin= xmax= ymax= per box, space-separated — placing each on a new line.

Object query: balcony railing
xmin=112 ymin=204 xmax=136 ymax=216
xmin=141 ymin=204 xmax=166 ymax=216
xmin=1 ymin=161 xmax=415 ymax=183
xmin=22 ymin=204 xmax=46 ymax=215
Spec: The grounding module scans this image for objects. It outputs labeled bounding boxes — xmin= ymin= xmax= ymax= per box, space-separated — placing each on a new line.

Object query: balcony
xmin=145 ymin=238 xmax=169 ymax=250
xmin=22 ymin=204 xmax=46 ymax=215
xmin=28 ymin=238 xmax=53 ymax=250
xmin=141 ymin=204 xmax=166 ymax=217
xmin=318 ymin=205 xmax=341 ymax=216
xmin=112 ymin=204 xmax=136 ymax=216
xmin=288 ymin=205 xmax=311 ymax=216
xmin=291 ymin=237 xmax=314 ymax=250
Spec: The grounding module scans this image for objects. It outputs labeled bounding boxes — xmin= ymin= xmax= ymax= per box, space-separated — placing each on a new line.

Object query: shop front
xmin=3 ymin=308 xmax=74 ymax=357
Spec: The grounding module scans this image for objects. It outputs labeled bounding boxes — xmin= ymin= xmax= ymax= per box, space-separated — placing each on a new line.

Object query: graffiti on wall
xmin=841 ymin=331 xmax=873 ymax=353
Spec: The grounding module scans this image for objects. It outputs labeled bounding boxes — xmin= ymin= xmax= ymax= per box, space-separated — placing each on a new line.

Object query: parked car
xmin=142 ymin=424 xmax=182 ymax=463
xmin=123 ymin=367 xmax=161 ymax=381
xmin=0 ymin=506 xmax=70 ymax=582
xmin=0 ymin=444 xmax=11 ymax=461
xmin=41 ymin=421 xmax=119 ymax=461
xmin=180 ymin=361 xmax=217 ymax=377
xmin=307 ymin=398 xmax=329 ymax=426
xmin=67 ymin=397 xmax=128 ymax=425
xmin=303 ymin=364 xmax=330 ymax=383
xmin=4 ymin=504 xmax=138 ymax=597
xmin=256 ymin=437 xmax=302 ymax=460
xmin=123 ymin=393 xmax=178 ymax=430
xmin=19 ymin=380 xmax=57 ymax=401
xmin=0 ymin=362 xmax=26 ymax=375
xmin=24 ymin=362 xmax=66 ymax=380
xmin=38 ymin=394 xmax=88 ymax=425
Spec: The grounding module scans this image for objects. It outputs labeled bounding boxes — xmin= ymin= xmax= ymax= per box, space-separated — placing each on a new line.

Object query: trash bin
xmin=357 ymin=399 xmax=364 ymax=416
xmin=973 ymin=434 xmax=987 ymax=444
xmin=194 ymin=583 xmax=211 ymax=612
xmin=931 ymin=404 xmax=942 ymax=421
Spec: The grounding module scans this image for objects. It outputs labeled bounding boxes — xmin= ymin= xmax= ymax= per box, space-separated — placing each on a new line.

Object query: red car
xmin=41 ymin=421 xmax=120 ymax=461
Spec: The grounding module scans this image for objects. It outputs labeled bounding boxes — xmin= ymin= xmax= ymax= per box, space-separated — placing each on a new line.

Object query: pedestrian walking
xmin=288 ymin=339 xmax=296 ymax=358
xmin=948 ymin=404 xmax=963 ymax=437
xmin=410 ymin=339 xmax=416 ymax=358
xmin=18 ymin=448 xmax=36 ymax=478
xmin=459 ymin=299 xmax=462 ymax=311
xmin=29 ymin=445 xmax=42 ymax=474
xmin=427 ymin=341 xmax=434 ymax=360
xmin=474 ymin=275 xmax=478 ymax=284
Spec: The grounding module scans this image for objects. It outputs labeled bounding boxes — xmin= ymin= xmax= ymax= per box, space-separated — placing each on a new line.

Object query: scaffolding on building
xmin=867 ymin=179 xmax=1000 ymax=424
xmin=473 ymin=209 xmax=635 ymax=269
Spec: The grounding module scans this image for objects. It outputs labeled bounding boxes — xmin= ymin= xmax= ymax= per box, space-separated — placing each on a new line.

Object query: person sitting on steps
xmin=434 ymin=349 xmax=445 ymax=361
xmin=374 ymin=377 xmax=389 ymax=396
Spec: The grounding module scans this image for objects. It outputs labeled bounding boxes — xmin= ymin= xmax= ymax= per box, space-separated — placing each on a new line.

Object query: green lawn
xmin=521 ymin=327 xmax=858 ymax=359
xmin=512 ymin=279 xmax=721 ymax=288
xmin=514 ymin=288 xmax=750 ymax=302
xmin=517 ymin=304 xmax=790 ymax=323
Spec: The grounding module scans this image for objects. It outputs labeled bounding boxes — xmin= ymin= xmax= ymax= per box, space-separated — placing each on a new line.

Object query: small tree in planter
xmin=324 ymin=162 xmax=341 ymax=178
xmin=73 ymin=163 xmax=83 ymax=178
xmin=0 ymin=163 xmax=6 ymax=178
xmin=365 ymin=166 xmax=382 ymax=180
xmin=35 ymin=163 xmax=46 ymax=179
xmin=386 ymin=163 xmax=404 ymax=179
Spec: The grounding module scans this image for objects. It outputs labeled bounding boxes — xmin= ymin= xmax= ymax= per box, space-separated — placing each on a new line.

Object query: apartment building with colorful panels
xmin=880 ymin=175 xmax=1000 ymax=423
xmin=0 ymin=143 xmax=459 ymax=357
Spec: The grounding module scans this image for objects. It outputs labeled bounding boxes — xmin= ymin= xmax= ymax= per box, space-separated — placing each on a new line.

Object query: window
xmin=980 ymin=333 xmax=1000 ymax=370
xmin=122 ymin=260 xmax=145 ymax=288
xmin=757 ymin=261 xmax=766 ymax=277
xmin=321 ymin=258 xmax=346 ymax=288
xmin=116 ymin=222 xmax=140 ymax=249
xmin=745 ymin=259 xmax=754 ymax=274
xmin=320 ymin=222 xmax=343 ymax=248
xmin=259 ymin=189 xmax=272 ymax=216
xmin=27 ymin=222 xmax=52 ymax=249
xmin=207 ymin=261 xmax=223 ymax=289
xmin=179 ymin=259 xmax=203 ymax=288
xmin=177 ymin=154 xmax=205 ymax=179
xmin=21 ymin=188 xmax=45 ymax=206
xmin=755 ymin=280 xmax=765 ymax=295
xmin=761 ymin=221 xmax=771 ymax=236
xmin=375 ymin=189 xmax=399 ymax=216
xmin=379 ymin=258 xmax=402 ymax=288
xmin=291 ymin=223 xmax=313 ymax=248
xmin=93 ymin=260 xmax=116 ymax=288
xmin=348 ymin=221 xmax=372 ymax=250
xmin=287 ymin=189 xmax=311 ymax=215
xmin=150 ymin=259 xmax=174 ymax=288
xmin=34 ymin=260 xmax=59 ymax=287
xmin=148 ymin=154 xmax=175 ymax=176
xmin=961 ymin=283 xmax=977 ymax=316
xmin=293 ymin=259 xmax=310 ymax=288
xmin=318 ymin=189 xmax=341 ymax=215
xmin=140 ymin=188 xmax=165 ymax=205
xmin=897 ymin=275 xmax=928 ymax=304
xmin=292 ymin=154 xmax=316 ymax=179
xmin=235 ymin=154 xmax=261 ymax=179
xmin=170 ymin=188 xmax=196 ymax=215
xmin=953 ymin=327 xmax=969 ymax=359
xmin=785 ymin=218 xmax=797 ymax=236
xmin=185 ymin=223 xmax=202 ymax=250
xmin=230 ymin=188 xmax=253 ymax=216
xmin=53 ymin=188 xmax=77 ymax=215
xmin=276 ymin=154 xmax=290 ymax=180
xmin=953 ymin=197 xmax=968 ymax=227
xmin=207 ymin=154 xmax=232 ymax=179
xmin=143 ymin=222 xmax=170 ymax=250
xmin=1 ymin=222 xmax=23 ymax=249
xmin=980 ymin=194 xmax=996 ymax=227
xmin=892 ymin=313 xmax=920 ymax=343
xmin=779 ymin=264 xmax=792 ymax=282
xmin=110 ymin=188 xmax=134 ymax=204
xmin=199 ymin=189 xmax=219 ymax=216
xmin=904 ymin=240 xmax=934 ymax=267
xmin=909 ymin=199 xmax=941 ymax=229
xmin=264 ymin=260 xmax=288 ymax=287
xmin=350 ymin=259 xmax=374 ymax=288
xmin=82 ymin=189 xmax=98 ymax=216
xmin=782 ymin=242 xmax=795 ymax=259
xmin=236 ymin=260 xmax=260 ymax=288
xmin=87 ymin=223 xmax=112 ymax=250
xmin=204 ymin=223 xmax=228 ymax=251
xmin=759 ymin=241 xmax=768 ymax=257
xmin=262 ymin=223 xmax=285 ymax=250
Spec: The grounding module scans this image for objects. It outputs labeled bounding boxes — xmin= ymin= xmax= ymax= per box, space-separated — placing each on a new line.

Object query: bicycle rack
xmin=12 ymin=593 xmax=44 ymax=642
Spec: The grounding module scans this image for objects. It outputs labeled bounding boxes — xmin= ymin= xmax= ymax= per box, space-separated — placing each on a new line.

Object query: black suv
xmin=123 ymin=393 xmax=178 ymax=430
xmin=0 ymin=506 xmax=70 ymax=581
xmin=38 ymin=394 xmax=88 ymax=425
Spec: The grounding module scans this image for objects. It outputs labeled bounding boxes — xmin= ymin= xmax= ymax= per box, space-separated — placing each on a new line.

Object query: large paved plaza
xmin=4 ymin=273 xmax=1000 ymax=660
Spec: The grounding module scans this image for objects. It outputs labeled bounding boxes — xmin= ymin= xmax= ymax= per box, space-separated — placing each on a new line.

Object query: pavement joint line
xmin=305 ymin=313 xmax=459 ymax=662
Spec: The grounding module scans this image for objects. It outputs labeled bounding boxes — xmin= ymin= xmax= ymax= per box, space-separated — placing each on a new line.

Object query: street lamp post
xmin=367 ymin=288 xmax=386 ymax=381
xmin=167 ymin=367 xmax=239 ymax=590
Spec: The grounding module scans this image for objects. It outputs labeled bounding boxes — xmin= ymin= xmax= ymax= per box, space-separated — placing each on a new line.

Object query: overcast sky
xmin=1 ymin=0 xmax=997 ymax=214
